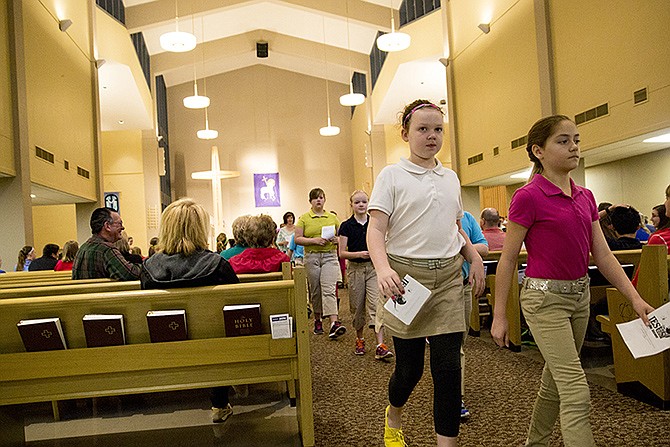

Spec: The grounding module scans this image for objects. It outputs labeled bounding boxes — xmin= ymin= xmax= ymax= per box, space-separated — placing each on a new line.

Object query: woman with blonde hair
xmin=55 ymin=240 xmax=79 ymax=271
xmin=141 ymin=198 xmax=239 ymax=423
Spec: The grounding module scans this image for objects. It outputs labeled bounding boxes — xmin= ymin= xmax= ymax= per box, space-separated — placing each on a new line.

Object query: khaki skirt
xmin=377 ymin=254 xmax=465 ymax=339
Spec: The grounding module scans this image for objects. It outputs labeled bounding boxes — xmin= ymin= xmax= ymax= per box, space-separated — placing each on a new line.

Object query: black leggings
xmin=388 ymin=332 xmax=462 ymax=437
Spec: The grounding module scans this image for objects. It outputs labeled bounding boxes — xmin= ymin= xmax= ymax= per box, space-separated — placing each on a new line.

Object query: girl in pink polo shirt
xmin=491 ymin=115 xmax=653 ymax=447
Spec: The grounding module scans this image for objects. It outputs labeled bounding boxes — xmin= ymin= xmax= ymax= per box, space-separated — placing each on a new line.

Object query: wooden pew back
xmin=0 ymin=263 xmax=291 ymax=299
xmin=605 ymin=244 xmax=669 ymax=407
xmin=0 ymin=266 xmax=313 ymax=445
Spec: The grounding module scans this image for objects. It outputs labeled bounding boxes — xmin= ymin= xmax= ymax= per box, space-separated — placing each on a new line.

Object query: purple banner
xmin=254 ymin=173 xmax=281 ymax=207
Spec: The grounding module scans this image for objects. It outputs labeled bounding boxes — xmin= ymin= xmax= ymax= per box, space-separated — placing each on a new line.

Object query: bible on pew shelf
xmin=17 ymin=317 xmax=67 ymax=352
xmin=223 ymin=304 xmax=262 ymax=336
xmin=383 ymin=275 xmax=432 ymax=326
xmin=83 ymin=314 xmax=125 ymax=348
xmin=146 ymin=310 xmax=187 ymax=342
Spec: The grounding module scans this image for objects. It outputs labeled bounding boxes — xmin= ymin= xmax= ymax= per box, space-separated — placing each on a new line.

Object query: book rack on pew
xmin=479 ymin=249 xmax=646 ymax=352
xmin=597 ymin=244 xmax=670 ymax=409
xmin=0 ymin=265 xmax=314 ymax=446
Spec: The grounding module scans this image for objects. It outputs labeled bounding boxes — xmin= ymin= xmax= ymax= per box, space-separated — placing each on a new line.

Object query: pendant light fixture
xmin=319 ymin=17 xmax=339 ymax=137
xmin=376 ymin=2 xmax=410 ymax=52
xmin=320 ymin=80 xmax=340 ymax=136
xmin=339 ymin=0 xmax=365 ymax=107
xmin=197 ymin=107 xmax=218 ymax=139
xmin=197 ymin=75 xmax=217 ymax=139
xmin=183 ymin=14 xmax=209 ymax=108
xmin=160 ymin=0 xmax=196 ymax=53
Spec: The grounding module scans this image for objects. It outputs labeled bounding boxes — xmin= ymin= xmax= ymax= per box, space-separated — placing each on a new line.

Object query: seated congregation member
xmin=15 ymin=245 xmax=35 ymax=271
xmin=130 ymin=246 xmax=143 ymax=259
xmin=114 ymin=231 xmax=143 ymax=265
xmin=221 ymin=215 xmax=251 ymax=260
xmin=148 ymin=237 xmax=159 ymax=257
xmin=28 ymin=243 xmax=60 ymax=271
xmin=141 ymin=198 xmax=239 ymax=422
xmin=632 ymin=185 xmax=670 ymax=287
xmin=606 ymin=205 xmax=643 ymax=251
xmin=650 ymin=203 xmax=667 ymax=233
xmin=55 ymin=240 xmax=78 ymax=271
xmin=229 ymin=214 xmax=289 ymax=274
xmin=479 ymin=207 xmax=506 ymax=251
xmin=72 ymin=208 xmax=141 ymax=280
xmin=216 ymin=232 xmax=228 ymax=253
xmin=597 ymin=202 xmax=618 ymax=243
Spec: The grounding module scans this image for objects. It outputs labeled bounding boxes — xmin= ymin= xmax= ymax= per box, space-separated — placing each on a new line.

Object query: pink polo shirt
xmin=508 ymin=174 xmax=599 ymax=280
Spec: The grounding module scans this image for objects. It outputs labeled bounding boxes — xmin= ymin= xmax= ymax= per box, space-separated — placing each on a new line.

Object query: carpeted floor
xmin=310 ymin=289 xmax=670 ymax=446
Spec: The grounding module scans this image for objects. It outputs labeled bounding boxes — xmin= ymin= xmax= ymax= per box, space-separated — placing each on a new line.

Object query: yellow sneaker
xmin=384 ymin=405 xmax=407 ymax=447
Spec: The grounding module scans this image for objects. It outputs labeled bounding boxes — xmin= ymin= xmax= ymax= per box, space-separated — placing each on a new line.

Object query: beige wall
xmin=449 ymin=0 xmax=541 ymax=185
xmin=23 ymin=0 xmax=97 ymax=200
xmin=585 ymin=147 xmax=670 ymax=218
xmin=32 ymin=204 xmax=77 ymax=254
xmin=550 ymin=0 xmax=670 ymax=151
xmin=167 ymin=65 xmax=356 ymax=231
xmin=101 ymin=130 xmax=149 ymax=252
xmin=0 ymin=0 xmax=14 ymax=176
xmin=350 ymin=103 xmax=374 ymax=193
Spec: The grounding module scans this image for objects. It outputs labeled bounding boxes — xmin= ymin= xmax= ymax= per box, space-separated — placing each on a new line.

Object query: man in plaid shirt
xmin=72 ymin=208 xmax=141 ymax=280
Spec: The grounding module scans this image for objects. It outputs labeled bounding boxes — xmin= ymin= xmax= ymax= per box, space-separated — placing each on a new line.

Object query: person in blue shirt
xmin=287 ymin=233 xmax=304 ymax=265
xmin=459 ymin=211 xmax=489 ymax=418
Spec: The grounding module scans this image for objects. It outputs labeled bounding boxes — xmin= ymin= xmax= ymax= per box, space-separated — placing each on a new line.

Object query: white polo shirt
xmin=369 ymin=157 xmax=465 ymax=259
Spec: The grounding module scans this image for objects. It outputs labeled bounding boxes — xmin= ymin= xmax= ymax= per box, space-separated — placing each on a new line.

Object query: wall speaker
xmin=256 ymin=41 xmax=268 ymax=58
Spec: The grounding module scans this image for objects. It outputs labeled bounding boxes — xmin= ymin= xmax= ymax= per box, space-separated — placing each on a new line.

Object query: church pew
xmin=597 ymin=245 xmax=669 ymax=409
xmin=481 ymin=249 xmax=644 ymax=352
xmin=0 ymin=266 xmax=314 ymax=446
xmin=0 ymin=263 xmax=293 ymax=299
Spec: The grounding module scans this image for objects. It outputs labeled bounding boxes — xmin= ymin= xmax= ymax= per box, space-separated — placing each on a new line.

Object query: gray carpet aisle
xmin=310 ymin=290 xmax=670 ymax=446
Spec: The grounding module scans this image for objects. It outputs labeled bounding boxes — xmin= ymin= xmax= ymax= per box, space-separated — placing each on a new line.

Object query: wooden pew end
xmin=595 ymin=314 xmax=611 ymax=335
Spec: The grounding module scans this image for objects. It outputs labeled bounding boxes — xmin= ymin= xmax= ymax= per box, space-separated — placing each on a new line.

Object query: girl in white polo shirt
xmin=368 ymin=99 xmax=485 ymax=447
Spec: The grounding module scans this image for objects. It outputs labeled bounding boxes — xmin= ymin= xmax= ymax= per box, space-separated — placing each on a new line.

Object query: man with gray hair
xmin=479 ymin=207 xmax=506 ymax=251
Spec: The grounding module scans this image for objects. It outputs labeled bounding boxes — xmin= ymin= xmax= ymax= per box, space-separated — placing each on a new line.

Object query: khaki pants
xmin=304 ymin=251 xmax=339 ymax=317
xmin=346 ymin=261 xmax=378 ymax=332
xmin=520 ymin=282 xmax=594 ymax=447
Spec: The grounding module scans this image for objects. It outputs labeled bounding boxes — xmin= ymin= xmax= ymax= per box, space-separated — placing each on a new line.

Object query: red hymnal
xmin=146 ymin=310 xmax=187 ymax=342
xmin=223 ymin=304 xmax=261 ymax=337
xmin=17 ymin=317 xmax=67 ymax=352
xmin=83 ymin=314 xmax=125 ymax=347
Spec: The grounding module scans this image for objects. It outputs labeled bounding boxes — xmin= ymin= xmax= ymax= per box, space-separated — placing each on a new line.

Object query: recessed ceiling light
xmin=643 ymin=133 xmax=670 ymax=143
xmin=30 ymin=194 xmax=36 ymax=198
xmin=118 ymin=120 xmax=124 ymax=124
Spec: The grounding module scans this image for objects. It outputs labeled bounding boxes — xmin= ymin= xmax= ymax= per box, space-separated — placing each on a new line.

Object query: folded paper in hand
xmin=383 ymin=274 xmax=431 ymax=325
xmin=616 ymin=301 xmax=670 ymax=359
xmin=321 ymin=225 xmax=335 ymax=239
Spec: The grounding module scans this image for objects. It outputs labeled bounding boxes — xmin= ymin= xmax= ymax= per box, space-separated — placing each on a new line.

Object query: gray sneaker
xmin=211 ymin=403 xmax=233 ymax=423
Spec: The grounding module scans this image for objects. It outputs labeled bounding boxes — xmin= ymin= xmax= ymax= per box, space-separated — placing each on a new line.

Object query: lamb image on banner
xmin=254 ymin=173 xmax=281 ymax=207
